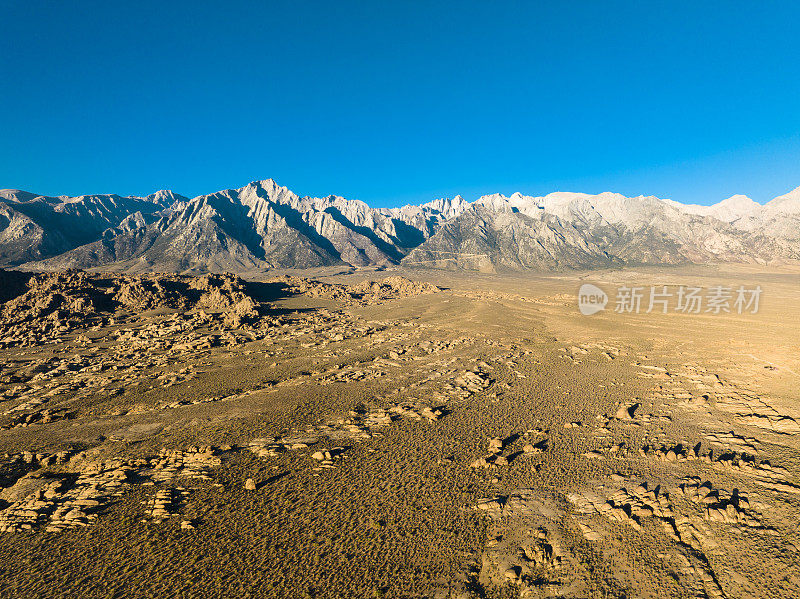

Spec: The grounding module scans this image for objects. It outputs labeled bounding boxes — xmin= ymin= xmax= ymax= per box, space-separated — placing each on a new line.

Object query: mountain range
xmin=1 ymin=179 xmax=798 ymax=273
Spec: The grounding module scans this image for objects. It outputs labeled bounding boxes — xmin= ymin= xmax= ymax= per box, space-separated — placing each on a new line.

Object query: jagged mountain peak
xmin=145 ymin=189 xmax=187 ymax=205
xmin=414 ymin=195 xmax=471 ymax=218
xmin=247 ymin=178 xmax=295 ymax=199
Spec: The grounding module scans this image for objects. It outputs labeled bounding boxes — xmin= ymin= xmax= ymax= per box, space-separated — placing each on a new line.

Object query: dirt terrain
xmin=0 ymin=265 xmax=799 ymax=599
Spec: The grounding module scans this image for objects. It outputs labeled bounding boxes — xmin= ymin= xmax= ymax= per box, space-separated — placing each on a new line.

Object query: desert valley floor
xmin=0 ymin=265 xmax=799 ymax=599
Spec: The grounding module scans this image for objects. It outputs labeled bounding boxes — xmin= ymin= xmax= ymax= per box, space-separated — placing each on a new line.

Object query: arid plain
xmin=0 ymin=265 xmax=799 ymax=599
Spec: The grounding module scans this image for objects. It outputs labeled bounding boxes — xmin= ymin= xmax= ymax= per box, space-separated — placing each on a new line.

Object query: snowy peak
xmin=663 ymin=194 xmax=761 ymax=223
xmin=470 ymin=190 xmax=665 ymax=227
xmin=712 ymin=195 xmax=762 ymax=222
xmin=765 ymin=185 xmax=800 ymax=215
xmin=719 ymin=194 xmax=759 ymax=207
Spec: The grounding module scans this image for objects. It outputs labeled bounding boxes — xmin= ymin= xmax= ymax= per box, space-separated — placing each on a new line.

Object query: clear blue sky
xmin=3 ymin=1 xmax=800 ymax=207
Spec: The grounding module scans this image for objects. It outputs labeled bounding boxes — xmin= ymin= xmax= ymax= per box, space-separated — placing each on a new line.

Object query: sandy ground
xmin=0 ymin=265 xmax=799 ymax=598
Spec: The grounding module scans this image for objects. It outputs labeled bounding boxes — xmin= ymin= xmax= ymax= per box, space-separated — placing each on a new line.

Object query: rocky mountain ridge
xmin=403 ymin=188 xmax=800 ymax=270
xmin=2 ymin=180 xmax=798 ymax=272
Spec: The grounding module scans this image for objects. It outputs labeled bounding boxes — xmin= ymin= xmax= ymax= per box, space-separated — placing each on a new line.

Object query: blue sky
xmin=2 ymin=1 xmax=800 ymax=207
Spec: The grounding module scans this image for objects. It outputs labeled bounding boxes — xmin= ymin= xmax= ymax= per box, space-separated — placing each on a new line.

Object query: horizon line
xmin=3 ymin=177 xmax=799 ymax=209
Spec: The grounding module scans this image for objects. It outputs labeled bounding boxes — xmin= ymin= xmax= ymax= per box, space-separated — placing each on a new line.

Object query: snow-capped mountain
xmin=2 ymin=180 xmax=799 ymax=273
xmin=662 ymin=194 xmax=762 ymax=223
xmin=403 ymin=187 xmax=800 ymax=270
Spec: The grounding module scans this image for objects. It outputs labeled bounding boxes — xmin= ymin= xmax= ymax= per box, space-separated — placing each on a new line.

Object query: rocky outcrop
xmin=0 ymin=270 xmax=441 ymax=348
xmin=268 ymin=275 xmax=441 ymax=306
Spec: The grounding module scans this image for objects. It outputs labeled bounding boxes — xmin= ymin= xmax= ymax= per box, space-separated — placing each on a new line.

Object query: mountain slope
xmin=402 ymin=190 xmax=800 ymax=270
xmin=0 ymin=202 xmax=67 ymax=265
xmin=403 ymin=204 xmax=619 ymax=271
xmin=0 ymin=189 xmax=185 ymax=265
xmin=20 ymin=180 xmax=471 ymax=272
xmin=5 ymin=180 xmax=800 ymax=273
